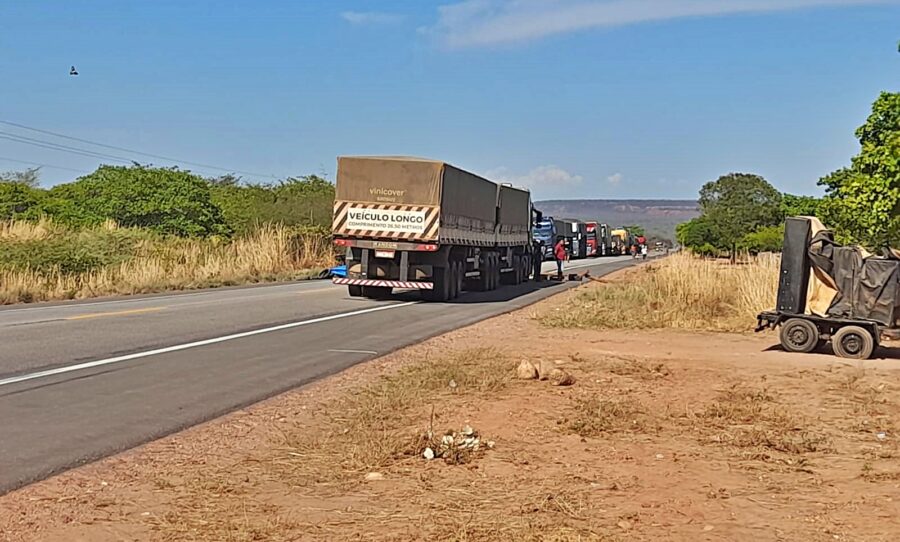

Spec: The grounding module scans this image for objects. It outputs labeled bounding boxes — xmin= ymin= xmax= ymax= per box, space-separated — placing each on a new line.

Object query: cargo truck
xmin=533 ymin=217 xmax=557 ymax=260
xmin=610 ymin=227 xmax=629 ymax=255
xmin=586 ymin=222 xmax=612 ymax=257
xmin=332 ymin=156 xmax=536 ymax=301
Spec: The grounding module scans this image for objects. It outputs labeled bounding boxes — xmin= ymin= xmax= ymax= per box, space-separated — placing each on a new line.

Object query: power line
xmin=0 ymin=155 xmax=90 ymax=174
xmin=0 ymin=132 xmax=136 ymax=164
xmin=0 ymin=119 xmax=278 ymax=179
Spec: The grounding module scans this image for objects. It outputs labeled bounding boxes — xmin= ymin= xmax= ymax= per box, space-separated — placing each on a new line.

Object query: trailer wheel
xmin=455 ymin=260 xmax=465 ymax=297
xmin=512 ymin=255 xmax=522 ymax=285
xmin=779 ymin=318 xmax=820 ymax=353
xmin=491 ymin=254 xmax=501 ymax=290
xmin=423 ymin=266 xmax=450 ymax=302
xmin=448 ymin=261 xmax=459 ymax=300
xmin=362 ymin=286 xmax=392 ymax=300
xmin=348 ymin=285 xmax=363 ymax=297
xmin=833 ymin=325 xmax=875 ymax=360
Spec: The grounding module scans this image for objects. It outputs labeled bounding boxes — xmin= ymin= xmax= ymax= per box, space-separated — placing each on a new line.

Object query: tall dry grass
xmin=0 ymin=221 xmax=334 ymax=304
xmin=543 ymin=252 xmax=779 ymax=332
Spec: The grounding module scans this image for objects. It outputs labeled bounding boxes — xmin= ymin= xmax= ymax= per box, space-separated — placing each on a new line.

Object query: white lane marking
xmin=0 ymin=281 xmax=334 ymax=315
xmin=0 ymin=302 xmax=417 ymax=388
xmin=329 ymin=349 xmax=378 ymax=355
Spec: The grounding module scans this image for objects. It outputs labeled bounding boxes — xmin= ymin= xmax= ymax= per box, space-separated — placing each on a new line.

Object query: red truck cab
xmin=586 ymin=222 xmax=598 ymax=257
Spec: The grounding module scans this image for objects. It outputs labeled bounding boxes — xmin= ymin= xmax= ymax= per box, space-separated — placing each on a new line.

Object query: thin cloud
xmin=486 ymin=165 xmax=584 ymax=189
xmin=340 ymin=11 xmax=405 ymax=25
xmin=607 ymin=172 xmax=623 ymax=185
xmin=425 ymin=0 xmax=894 ymax=48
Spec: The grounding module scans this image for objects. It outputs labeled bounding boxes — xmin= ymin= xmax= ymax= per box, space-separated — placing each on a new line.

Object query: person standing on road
xmin=553 ymin=238 xmax=567 ymax=280
xmin=533 ymin=239 xmax=543 ymax=282
xmin=641 ymin=244 xmax=648 ymax=260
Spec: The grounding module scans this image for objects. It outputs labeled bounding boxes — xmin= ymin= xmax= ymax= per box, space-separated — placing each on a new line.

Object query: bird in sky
xmin=69 ymin=66 xmax=78 ymax=76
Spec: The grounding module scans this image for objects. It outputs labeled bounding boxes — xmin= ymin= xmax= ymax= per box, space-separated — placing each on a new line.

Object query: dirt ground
xmin=3 ymin=279 xmax=900 ymax=541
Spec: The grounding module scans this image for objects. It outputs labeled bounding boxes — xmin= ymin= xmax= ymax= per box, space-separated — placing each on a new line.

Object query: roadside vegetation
xmin=544 ymin=252 xmax=778 ymax=332
xmin=677 ymin=90 xmax=900 ymax=256
xmin=0 ymin=165 xmax=335 ymax=304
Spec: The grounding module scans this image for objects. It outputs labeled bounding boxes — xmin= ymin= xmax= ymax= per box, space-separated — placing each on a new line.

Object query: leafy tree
xmin=0 ymin=181 xmax=45 ymax=220
xmin=739 ymin=224 xmax=784 ymax=254
xmin=51 ymin=165 xmax=229 ymax=237
xmin=819 ymin=92 xmax=900 ymax=249
xmin=625 ymin=224 xmax=646 ymax=237
xmin=675 ymin=217 xmax=715 ymax=248
xmin=209 ymin=175 xmax=334 ymax=234
xmin=781 ymin=194 xmax=822 ymax=218
xmin=699 ymin=173 xmax=782 ymax=258
xmin=0 ymin=167 xmax=41 ymax=187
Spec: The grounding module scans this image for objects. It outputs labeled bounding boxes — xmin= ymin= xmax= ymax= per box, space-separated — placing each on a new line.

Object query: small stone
xmin=364 ymin=472 xmax=384 ymax=481
xmin=548 ymin=368 xmax=576 ymax=386
xmin=655 ymin=454 xmax=664 ymax=460
xmin=617 ymin=520 xmax=632 ymax=531
xmin=461 ymin=425 xmax=475 ymax=436
xmin=423 ymin=448 xmax=435 ymax=460
xmin=537 ymin=360 xmax=557 ymax=380
xmin=442 ymin=434 xmax=455 ymax=446
xmin=487 ymin=440 xmax=495 ymax=449
xmin=448 ymin=379 xmax=458 ymax=390
xmin=877 ymin=432 xmax=888 ymax=441
xmin=141 ymin=512 xmax=151 ymax=517
xmin=516 ymin=360 xmax=539 ymax=380
xmin=703 ymin=525 xmax=715 ymax=532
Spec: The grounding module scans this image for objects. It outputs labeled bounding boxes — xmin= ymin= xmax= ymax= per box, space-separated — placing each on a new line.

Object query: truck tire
xmin=489 ymin=254 xmax=499 ymax=290
xmin=511 ymin=255 xmax=522 ymax=285
xmin=455 ymin=260 xmax=465 ymax=297
xmin=779 ymin=318 xmax=819 ymax=353
xmin=448 ymin=261 xmax=459 ymax=300
xmin=362 ymin=286 xmax=392 ymax=300
xmin=475 ymin=254 xmax=491 ymax=291
xmin=833 ymin=325 xmax=875 ymax=360
xmin=348 ymin=285 xmax=363 ymax=297
xmin=424 ymin=266 xmax=450 ymax=302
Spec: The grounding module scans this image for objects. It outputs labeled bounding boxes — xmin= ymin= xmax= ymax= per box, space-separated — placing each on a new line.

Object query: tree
xmin=781 ymin=194 xmax=822 ymax=218
xmin=51 ymin=165 xmax=229 ymax=237
xmin=819 ymin=92 xmax=900 ymax=249
xmin=625 ymin=224 xmax=646 ymax=237
xmin=698 ymin=173 xmax=782 ymax=258
xmin=0 ymin=167 xmax=41 ymax=187
xmin=0 ymin=181 xmax=45 ymax=220
xmin=675 ymin=217 xmax=715 ymax=248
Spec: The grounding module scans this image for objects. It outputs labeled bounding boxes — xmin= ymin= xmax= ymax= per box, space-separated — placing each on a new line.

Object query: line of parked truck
xmin=330 ymin=155 xmax=643 ymax=301
xmin=532 ymin=217 xmax=642 ymax=261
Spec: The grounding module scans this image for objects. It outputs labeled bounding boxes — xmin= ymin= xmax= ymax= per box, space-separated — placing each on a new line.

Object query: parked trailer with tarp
xmin=332 ymin=156 xmax=538 ymax=301
xmin=756 ymin=216 xmax=900 ymax=359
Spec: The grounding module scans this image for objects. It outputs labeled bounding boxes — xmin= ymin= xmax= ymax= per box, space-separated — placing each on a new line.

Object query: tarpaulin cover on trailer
xmin=807 ymin=225 xmax=900 ymax=327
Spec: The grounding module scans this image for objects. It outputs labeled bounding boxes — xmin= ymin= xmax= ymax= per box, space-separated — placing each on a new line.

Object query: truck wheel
xmin=424 ymin=266 xmax=450 ymax=302
xmin=833 ymin=325 xmax=875 ymax=359
xmin=362 ymin=286 xmax=392 ymax=300
xmin=448 ymin=261 xmax=459 ymax=300
xmin=477 ymin=255 xmax=491 ymax=291
xmin=490 ymin=254 xmax=499 ymax=290
xmin=779 ymin=318 xmax=819 ymax=353
xmin=456 ymin=260 xmax=465 ymax=297
xmin=511 ymin=256 xmax=522 ymax=285
xmin=348 ymin=285 xmax=363 ymax=297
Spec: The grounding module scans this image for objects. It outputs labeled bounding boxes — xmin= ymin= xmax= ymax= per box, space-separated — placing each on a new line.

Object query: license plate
xmin=375 ymin=250 xmax=396 ymax=259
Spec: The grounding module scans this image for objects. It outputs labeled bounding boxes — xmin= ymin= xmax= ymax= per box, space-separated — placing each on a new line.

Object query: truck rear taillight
xmin=415 ymin=243 xmax=438 ymax=252
xmin=334 ymin=238 xmax=352 ymax=247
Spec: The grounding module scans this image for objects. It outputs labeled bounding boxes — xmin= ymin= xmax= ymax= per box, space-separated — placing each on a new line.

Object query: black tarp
xmin=808 ymin=230 xmax=900 ymax=327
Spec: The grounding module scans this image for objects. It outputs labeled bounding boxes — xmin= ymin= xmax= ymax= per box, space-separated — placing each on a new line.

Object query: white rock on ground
xmin=516 ymin=360 xmax=538 ymax=379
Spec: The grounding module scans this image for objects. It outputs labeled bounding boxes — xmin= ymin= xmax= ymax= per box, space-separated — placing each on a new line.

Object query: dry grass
xmin=273 ymin=348 xmax=512 ymax=485
xmin=542 ymin=252 xmax=779 ymax=332
xmin=562 ymin=396 xmax=648 ymax=437
xmin=0 ymin=221 xmax=333 ymax=304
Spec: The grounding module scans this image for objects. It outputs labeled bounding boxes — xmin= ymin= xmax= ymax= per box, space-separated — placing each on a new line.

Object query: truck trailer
xmin=332 ymin=156 xmax=536 ymax=301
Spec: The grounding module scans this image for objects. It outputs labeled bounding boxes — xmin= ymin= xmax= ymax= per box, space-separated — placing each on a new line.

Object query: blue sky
xmin=1 ymin=0 xmax=898 ymax=199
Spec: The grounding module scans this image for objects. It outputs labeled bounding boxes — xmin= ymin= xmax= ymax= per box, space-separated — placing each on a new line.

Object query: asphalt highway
xmin=0 ymin=256 xmax=638 ymax=493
